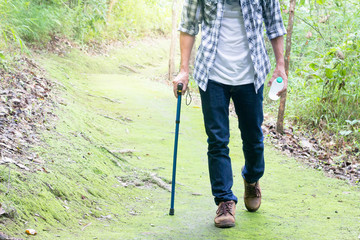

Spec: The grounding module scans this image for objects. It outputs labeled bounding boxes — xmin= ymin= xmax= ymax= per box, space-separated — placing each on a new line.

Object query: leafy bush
xmin=281 ymin=0 xmax=360 ymax=145
xmin=0 ymin=0 xmax=171 ymax=48
xmin=105 ymin=0 xmax=171 ymax=40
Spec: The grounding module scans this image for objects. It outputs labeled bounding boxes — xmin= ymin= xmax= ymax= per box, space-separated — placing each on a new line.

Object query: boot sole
xmin=215 ymin=221 xmax=235 ymax=228
xmin=245 ymin=205 xmax=260 ymax=212
xmin=244 ymin=200 xmax=261 ymax=212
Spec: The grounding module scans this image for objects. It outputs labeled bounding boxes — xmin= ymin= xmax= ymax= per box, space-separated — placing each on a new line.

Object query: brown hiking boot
xmin=214 ymin=201 xmax=236 ymax=228
xmin=243 ymin=179 xmax=261 ymax=212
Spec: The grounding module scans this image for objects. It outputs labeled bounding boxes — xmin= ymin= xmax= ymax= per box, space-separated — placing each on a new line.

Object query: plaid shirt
xmin=179 ymin=0 xmax=287 ymax=93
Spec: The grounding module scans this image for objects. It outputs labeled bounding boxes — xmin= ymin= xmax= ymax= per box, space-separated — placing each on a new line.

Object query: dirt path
xmin=63 ymin=39 xmax=360 ymax=239
xmin=80 ymin=67 xmax=360 ymax=240
xmin=3 ymin=38 xmax=359 ymax=239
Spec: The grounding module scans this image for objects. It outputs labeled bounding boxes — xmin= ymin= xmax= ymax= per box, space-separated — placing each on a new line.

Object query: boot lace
xmin=216 ymin=201 xmax=234 ymax=217
xmin=246 ymin=182 xmax=261 ymax=198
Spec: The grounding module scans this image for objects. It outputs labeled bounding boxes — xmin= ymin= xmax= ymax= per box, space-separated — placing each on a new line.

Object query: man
xmin=173 ymin=0 xmax=287 ymax=228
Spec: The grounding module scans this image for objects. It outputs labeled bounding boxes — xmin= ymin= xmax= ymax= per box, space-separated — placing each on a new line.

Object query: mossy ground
xmin=0 ymin=38 xmax=359 ymax=239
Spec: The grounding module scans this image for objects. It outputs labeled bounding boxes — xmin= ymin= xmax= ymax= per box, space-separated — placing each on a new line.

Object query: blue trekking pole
xmin=169 ymin=83 xmax=183 ymax=216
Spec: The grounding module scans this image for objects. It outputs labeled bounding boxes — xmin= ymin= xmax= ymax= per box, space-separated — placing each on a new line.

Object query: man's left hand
xmin=268 ymin=64 xmax=287 ymax=96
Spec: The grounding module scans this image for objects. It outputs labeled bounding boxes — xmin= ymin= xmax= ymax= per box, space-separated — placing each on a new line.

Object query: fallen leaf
xmin=25 ymin=229 xmax=37 ymax=235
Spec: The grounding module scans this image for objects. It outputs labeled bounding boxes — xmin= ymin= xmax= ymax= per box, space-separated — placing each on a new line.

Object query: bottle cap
xmin=276 ymin=77 xmax=283 ymax=83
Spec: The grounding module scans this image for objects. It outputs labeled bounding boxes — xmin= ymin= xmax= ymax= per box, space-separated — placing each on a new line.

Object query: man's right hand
xmin=173 ymin=70 xmax=189 ymax=98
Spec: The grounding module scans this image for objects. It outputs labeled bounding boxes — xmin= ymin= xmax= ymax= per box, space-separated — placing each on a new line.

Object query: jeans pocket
xmin=203 ymin=0 xmax=218 ymax=24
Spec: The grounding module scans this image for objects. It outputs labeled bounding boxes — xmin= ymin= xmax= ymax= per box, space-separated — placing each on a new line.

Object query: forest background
xmin=0 ymin=0 xmax=359 ymax=238
xmin=0 ymin=0 xmax=359 ymax=183
xmin=1 ymin=0 xmax=359 ymax=155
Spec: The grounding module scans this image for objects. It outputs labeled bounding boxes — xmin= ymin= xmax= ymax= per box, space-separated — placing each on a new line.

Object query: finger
xmin=268 ymin=77 xmax=275 ymax=87
xmin=278 ymin=81 xmax=288 ymax=95
xmin=278 ymin=88 xmax=286 ymax=96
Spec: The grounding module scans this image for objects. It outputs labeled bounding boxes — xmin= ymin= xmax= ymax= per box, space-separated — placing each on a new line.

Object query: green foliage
xmin=298 ymin=0 xmax=326 ymax=6
xmin=0 ymin=0 xmax=25 ymax=50
xmin=0 ymin=51 xmax=7 ymax=69
xmin=0 ymin=0 xmax=68 ymax=53
xmin=283 ymin=0 xmax=360 ymax=144
xmin=0 ymin=0 xmax=171 ymax=48
xmin=66 ymin=1 xmax=104 ymax=41
xmin=105 ymin=0 xmax=171 ymax=40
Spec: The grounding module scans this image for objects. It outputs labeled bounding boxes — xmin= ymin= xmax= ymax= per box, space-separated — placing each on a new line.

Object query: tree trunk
xmin=276 ymin=0 xmax=296 ymax=133
xmin=107 ymin=0 xmax=117 ymax=24
xmin=168 ymin=0 xmax=178 ymax=81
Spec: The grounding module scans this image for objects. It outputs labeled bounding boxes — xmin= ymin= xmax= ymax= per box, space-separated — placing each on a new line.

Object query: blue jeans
xmin=199 ymin=80 xmax=265 ymax=205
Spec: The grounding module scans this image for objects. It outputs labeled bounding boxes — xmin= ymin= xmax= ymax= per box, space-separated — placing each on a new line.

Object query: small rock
xmin=100 ymin=215 xmax=112 ymax=220
xmin=32 ymin=158 xmax=44 ymax=164
xmin=0 ymin=232 xmax=9 ymax=240
xmin=0 ymin=203 xmax=16 ymax=218
xmin=191 ymin=193 xmax=202 ymax=196
xmin=0 ymin=106 xmax=8 ymax=117
xmin=11 ymin=98 xmax=21 ymax=105
xmin=0 ymin=205 xmax=5 ymax=216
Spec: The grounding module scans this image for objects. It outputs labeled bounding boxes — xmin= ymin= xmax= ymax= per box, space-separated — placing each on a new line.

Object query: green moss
xmin=0 ymin=38 xmax=359 ymax=239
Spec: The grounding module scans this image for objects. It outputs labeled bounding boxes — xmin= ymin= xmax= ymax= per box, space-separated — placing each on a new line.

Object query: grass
xmin=1 ymin=0 xmax=359 ymax=149
xmin=0 ymin=0 xmax=171 ymax=52
xmin=0 ymin=37 xmax=359 ymax=240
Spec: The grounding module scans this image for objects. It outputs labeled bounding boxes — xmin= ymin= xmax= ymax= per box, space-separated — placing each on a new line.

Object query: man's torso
xmin=208 ymin=0 xmax=255 ymax=86
xmin=178 ymin=0 xmax=286 ymax=93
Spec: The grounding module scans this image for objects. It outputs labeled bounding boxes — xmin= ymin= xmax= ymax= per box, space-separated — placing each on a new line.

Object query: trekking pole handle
xmin=177 ymin=83 xmax=183 ymax=96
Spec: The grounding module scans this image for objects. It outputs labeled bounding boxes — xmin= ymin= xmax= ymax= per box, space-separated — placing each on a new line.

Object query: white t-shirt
xmin=208 ymin=0 xmax=255 ymax=86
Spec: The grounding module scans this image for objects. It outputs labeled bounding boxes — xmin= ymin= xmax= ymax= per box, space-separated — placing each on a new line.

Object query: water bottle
xmin=268 ymin=77 xmax=284 ymax=101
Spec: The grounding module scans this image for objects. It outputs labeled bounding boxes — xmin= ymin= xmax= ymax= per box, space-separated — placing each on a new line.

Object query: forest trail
xmin=6 ymin=38 xmax=359 ymax=239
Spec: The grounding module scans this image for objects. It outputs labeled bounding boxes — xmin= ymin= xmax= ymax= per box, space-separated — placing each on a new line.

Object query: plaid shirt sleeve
xmin=261 ymin=0 xmax=287 ymax=40
xmin=178 ymin=0 xmax=201 ymax=36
